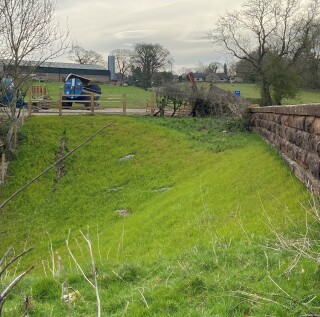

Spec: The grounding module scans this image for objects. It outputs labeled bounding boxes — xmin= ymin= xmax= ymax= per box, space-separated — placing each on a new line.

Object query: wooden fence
xmin=27 ymin=89 xmax=191 ymax=117
xmin=28 ymin=90 xmax=155 ymax=116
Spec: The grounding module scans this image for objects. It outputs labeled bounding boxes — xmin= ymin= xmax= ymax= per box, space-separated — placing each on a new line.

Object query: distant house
xmin=206 ymin=73 xmax=229 ymax=83
xmin=1 ymin=61 xmax=110 ymax=83
xmin=193 ymin=72 xmax=207 ymax=82
xmin=180 ymin=71 xmax=229 ymax=83
xmin=215 ymin=73 xmax=229 ymax=82
xmin=172 ymin=75 xmax=179 ymax=82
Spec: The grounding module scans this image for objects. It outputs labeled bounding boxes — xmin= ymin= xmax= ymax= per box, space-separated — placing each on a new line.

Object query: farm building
xmin=193 ymin=72 xmax=207 ymax=82
xmin=1 ymin=61 xmax=110 ymax=83
xmin=206 ymin=73 xmax=229 ymax=83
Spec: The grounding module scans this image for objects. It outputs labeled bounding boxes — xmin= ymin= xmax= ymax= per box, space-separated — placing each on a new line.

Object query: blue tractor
xmin=62 ymin=73 xmax=102 ymax=107
xmin=0 ymin=77 xmax=26 ymax=108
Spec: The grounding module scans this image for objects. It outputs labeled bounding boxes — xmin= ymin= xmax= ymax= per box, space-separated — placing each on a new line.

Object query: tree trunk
xmin=260 ymin=78 xmax=273 ymax=106
xmin=6 ymin=121 xmax=15 ymax=154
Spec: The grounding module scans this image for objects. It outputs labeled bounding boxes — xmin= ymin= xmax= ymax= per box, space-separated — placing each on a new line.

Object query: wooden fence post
xmin=122 ymin=94 xmax=127 ymax=114
xmin=90 ymin=93 xmax=94 ymax=114
xmin=28 ymin=89 xmax=32 ymax=116
xmin=59 ymin=93 xmax=62 ymax=116
xmin=1 ymin=153 xmax=5 ymax=182
xmin=151 ymin=94 xmax=156 ymax=116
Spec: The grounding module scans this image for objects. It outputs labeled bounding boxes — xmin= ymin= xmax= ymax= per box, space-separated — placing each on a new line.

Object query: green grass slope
xmin=0 ymin=116 xmax=318 ymax=316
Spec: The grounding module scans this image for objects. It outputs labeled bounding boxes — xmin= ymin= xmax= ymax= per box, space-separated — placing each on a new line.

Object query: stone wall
xmin=250 ymin=104 xmax=320 ymax=195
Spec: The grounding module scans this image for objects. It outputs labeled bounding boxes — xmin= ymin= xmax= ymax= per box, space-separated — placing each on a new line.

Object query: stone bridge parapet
xmin=250 ymin=104 xmax=320 ymax=195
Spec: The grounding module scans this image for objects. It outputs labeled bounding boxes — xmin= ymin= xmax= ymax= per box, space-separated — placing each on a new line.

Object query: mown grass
xmin=29 ymin=82 xmax=320 ymax=108
xmin=0 ymin=115 xmax=318 ymax=316
xmin=216 ymin=83 xmax=261 ymax=101
xmin=217 ymin=82 xmax=320 ymax=105
xmin=35 ymin=81 xmax=153 ymax=108
xmin=32 ymin=81 xmax=320 ymax=109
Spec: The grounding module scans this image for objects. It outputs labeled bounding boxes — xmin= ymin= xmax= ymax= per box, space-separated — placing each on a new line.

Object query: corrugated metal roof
xmin=40 ymin=61 xmax=107 ymax=70
xmin=1 ymin=59 xmax=107 ymax=71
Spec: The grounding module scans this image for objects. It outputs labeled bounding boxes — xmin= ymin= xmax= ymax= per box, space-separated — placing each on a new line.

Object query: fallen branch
xmin=0 ymin=248 xmax=32 ymax=277
xmin=0 ymin=266 xmax=34 ymax=303
xmin=0 ymin=248 xmax=33 ymax=316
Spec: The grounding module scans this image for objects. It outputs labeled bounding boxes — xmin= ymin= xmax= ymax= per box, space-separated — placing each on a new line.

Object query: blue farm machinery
xmin=0 ymin=77 xmax=26 ymax=108
xmin=62 ymin=73 xmax=101 ymax=107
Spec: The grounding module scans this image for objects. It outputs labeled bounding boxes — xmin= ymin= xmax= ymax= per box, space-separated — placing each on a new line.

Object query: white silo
xmin=108 ymin=55 xmax=116 ymax=81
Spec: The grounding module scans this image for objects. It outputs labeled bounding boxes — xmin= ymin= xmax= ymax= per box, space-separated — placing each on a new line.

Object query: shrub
xmin=32 ymin=278 xmax=60 ymax=301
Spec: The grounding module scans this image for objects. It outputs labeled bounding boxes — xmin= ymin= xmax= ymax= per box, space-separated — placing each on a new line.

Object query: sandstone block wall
xmin=250 ymin=104 xmax=320 ymax=195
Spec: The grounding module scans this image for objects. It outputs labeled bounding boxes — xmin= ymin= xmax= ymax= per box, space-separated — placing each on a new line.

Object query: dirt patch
xmin=53 ymin=130 xmax=68 ymax=191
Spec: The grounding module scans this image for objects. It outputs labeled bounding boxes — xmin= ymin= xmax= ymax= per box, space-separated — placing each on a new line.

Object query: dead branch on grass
xmin=0 ymin=248 xmax=34 ymax=316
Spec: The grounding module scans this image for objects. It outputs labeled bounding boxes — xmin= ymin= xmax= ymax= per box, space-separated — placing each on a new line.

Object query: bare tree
xmin=0 ymin=0 xmax=69 ymax=152
xmin=132 ymin=43 xmax=173 ymax=88
xmin=207 ymin=62 xmax=221 ymax=74
xmin=110 ymin=49 xmax=133 ymax=83
xmin=194 ymin=62 xmax=221 ymax=74
xmin=68 ymin=45 xmax=105 ymax=66
xmin=295 ymin=22 xmax=320 ymax=89
xmin=194 ymin=62 xmax=208 ymax=73
xmin=153 ymin=83 xmax=188 ymax=116
xmin=209 ymin=0 xmax=320 ymax=106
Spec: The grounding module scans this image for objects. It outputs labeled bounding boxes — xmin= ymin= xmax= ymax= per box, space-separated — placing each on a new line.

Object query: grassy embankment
xmin=0 ymin=115 xmax=318 ymax=316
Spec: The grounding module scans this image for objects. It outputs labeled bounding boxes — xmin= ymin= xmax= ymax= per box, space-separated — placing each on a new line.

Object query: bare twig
xmin=46 ymin=232 xmax=55 ymax=277
xmin=66 ymin=228 xmax=101 ymax=317
xmin=80 ymin=227 xmax=101 ymax=317
xmin=0 ymin=266 xmax=34 ymax=302
xmin=0 ymin=247 xmax=13 ymax=268
xmin=267 ymin=275 xmax=292 ymax=299
xmin=66 ymin=230 xmax=94 ymax=288
xmin=137 ymin=288 xmax=149 ymax=309
xmin=112 ymin=270 xmax=126 ymax=283
xmin=0 ymin=248 xmax=34 ymax=316
xmin=121 ymin=301 xmax=130 ymax=316
xmin=0 ymin=248 xmax=32 ymax=277
xmin=234 ymin=290 xmax=290 ymax=309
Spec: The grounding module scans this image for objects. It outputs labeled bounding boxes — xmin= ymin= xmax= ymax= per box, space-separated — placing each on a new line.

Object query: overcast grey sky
xmin=55 ymin=0 xmax=244 ymax=72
